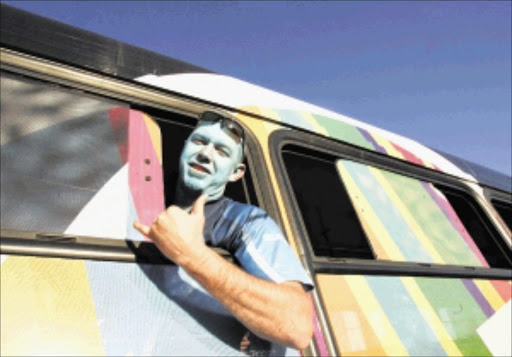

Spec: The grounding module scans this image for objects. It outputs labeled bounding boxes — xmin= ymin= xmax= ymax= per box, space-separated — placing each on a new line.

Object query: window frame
xmin=269 ymin=128 xmax=512 ymax=280
xmin=483 ymin=187 xmax=512 ymax=237
xmin=0 ymin=51 xmax=273 ymax=265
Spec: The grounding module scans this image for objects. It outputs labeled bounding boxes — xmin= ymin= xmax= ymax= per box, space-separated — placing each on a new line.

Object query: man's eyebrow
xmin=215 ymin=143 xmax=232 ymax=153
xmin=191 ymin=133 xmax=207 ymax=140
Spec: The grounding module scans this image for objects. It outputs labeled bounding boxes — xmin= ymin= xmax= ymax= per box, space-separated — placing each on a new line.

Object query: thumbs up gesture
xmin=134 ymin=194 xmax=208 ymax=266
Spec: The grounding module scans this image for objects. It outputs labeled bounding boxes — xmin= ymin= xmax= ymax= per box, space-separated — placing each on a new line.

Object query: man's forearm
xmin=182 ymin=245 xmax=313 ymax=350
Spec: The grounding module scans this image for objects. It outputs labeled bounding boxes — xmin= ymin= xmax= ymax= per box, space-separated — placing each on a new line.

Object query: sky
xmin=3 ymin=1 xmax=511 ymax=175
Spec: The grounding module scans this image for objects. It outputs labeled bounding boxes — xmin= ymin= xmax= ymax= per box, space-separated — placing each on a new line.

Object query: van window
xmin=282 ymin=144 xmax=511 ymax=269
xmin=491 ymin=199 xmax=512 ymax=231
xmin=1 ymin=72 xmax=257 ymax=240
xmin=435 ymin=187 xmax=511 ymax=268
xmin=0 ymin=71 xmax=128 ymax=234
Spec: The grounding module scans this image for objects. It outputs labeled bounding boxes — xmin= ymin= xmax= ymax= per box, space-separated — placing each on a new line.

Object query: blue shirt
xmin=203 ymin=196 xmax=314 ymax=290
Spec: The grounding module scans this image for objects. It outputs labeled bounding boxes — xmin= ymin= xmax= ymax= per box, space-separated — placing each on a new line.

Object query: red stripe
xmin=310 ymin=296 xmax=330 ymax=356
xmin=109 ymin=107 xmax=129 ymax=163
xmin=490 ymin=280 xmax=512 ymax=302
xmin=391 ymin=142 xmax=425 ymax=167
xmin=128 ymin=111 xmax=165 ymax=228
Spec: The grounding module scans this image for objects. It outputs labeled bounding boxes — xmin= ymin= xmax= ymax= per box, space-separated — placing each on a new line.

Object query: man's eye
xmin=193 ymin=138 xmax=205 ymax=144
xmin=217 ymin=148 xmax=229 ymax=157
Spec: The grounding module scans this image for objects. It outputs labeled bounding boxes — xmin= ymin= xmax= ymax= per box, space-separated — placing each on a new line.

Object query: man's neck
xmin=174 ymin=184 xmax=200 ymax=212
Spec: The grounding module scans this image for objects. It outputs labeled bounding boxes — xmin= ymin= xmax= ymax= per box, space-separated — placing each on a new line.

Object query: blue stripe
xmin=366 ymin=276 xmax=447 ymax=357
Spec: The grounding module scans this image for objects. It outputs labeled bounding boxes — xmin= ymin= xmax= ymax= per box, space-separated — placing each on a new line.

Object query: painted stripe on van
xmin=400 ymin=277 xmax=462 ymax=355
xmin=421 ymin=182 xmax=489 ymax=267
xmin=343 ymin=161 xmax=434 ymax=263
xmin=415 ymin=278 xmax=492 ymax=356
xmin=366 ymin=276 xmax=448 ymax=356
xmin=369 ymin=167 xmax=446 ymax=264
xmin=310 ymin=304 xmax=329 ymax=357
xmin=338 ymin=159 xmax=490 ymax=267
xmin=462 ymin=279 xmax=495 ymax=318
xmin=491 ymin=280 xmax=512 ymax=301
xmin=0 ymin=256 xmax=105 ymax=356
xmin=381 ymin=170 xmax=484 ymax=266
xmin=474 ymin=280 xmax=508 ymax=311
xmin=358 ymin=128 xmax=387 ymax=154
xmin=336 ymin=162 xmax=398 ymax=260
xmin=317 ymin=275 xmax=394 ymax=356
xmin=310 ymin=113 xmax=375 ymax=151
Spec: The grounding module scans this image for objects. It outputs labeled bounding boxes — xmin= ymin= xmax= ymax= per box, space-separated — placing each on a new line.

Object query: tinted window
xmin=437 ymin=186 xmax=511 ymax=268
xmin=491 ymin=199 xmax=512 ymax=231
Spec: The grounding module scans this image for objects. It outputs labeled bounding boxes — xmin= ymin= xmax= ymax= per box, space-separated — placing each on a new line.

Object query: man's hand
xmin=133 ymin=194 xmax=208 ymax=266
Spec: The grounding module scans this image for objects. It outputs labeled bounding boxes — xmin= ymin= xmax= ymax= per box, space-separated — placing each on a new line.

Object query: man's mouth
xmin=190 ymin=163 xmax=210 ymax=174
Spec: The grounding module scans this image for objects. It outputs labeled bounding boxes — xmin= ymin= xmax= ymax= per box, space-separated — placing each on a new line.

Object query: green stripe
xmin=415 ymin=277 xmax=491 ymax=356
xmin=380 ymin=169 xmax=482 ymax=266
xmin=311 ymin=113 xmax=375 ymax=150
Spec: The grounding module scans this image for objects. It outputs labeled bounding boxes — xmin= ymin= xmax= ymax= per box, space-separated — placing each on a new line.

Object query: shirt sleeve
xmin=221 ymin=203 xmax=314 ymax=291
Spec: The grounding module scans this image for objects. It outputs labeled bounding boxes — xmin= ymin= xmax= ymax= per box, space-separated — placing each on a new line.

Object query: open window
xmin=137 ymin=107 xmax=257 ymax=209
xmin=1 ymin=71 xmax=258 ymax=247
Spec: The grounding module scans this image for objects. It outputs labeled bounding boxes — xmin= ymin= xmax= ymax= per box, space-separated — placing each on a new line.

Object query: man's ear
xmin=229 ymin=163 xmax=246 ymax=182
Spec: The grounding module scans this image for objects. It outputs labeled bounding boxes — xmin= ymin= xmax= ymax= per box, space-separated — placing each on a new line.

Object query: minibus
xmin=1 ymin=4 xmax=511 ymax=356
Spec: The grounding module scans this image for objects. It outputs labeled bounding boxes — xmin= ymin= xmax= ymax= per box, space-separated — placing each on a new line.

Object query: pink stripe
xmin=310 ymin=298 xmax=329 ymax=356
xmin=109 ymin=107 xmax=129 ymax=163
xmin=422 ymin=182 xmax=489 ymax=267
xmin=127 ymin=111 xmax=165 ymax=228
xmin=391 ymin=142 xmax=425 ymax=167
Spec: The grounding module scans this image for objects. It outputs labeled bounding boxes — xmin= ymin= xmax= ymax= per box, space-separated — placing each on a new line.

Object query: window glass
xmin=436 ymin=188 xmax=511 ymax=268
xmin=491 ymin=199 xmax=512 ymax=231
xmin=282 ymin=144 xmax=510 ymax=268
xmin=1 ymin=72 xmax=128 ymax=235
xmin=1 ymin=73 xmax=257 ymax=240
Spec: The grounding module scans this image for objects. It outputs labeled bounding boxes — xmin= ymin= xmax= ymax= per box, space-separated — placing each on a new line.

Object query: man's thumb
xmin=133 ymin=221 xmax=151 ymax=236
xmin=191 ymin=194 xmax=207 ymax=216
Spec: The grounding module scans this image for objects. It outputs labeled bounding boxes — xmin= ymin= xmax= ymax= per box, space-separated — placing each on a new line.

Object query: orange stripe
xmin=490 ymin=280 xmax=512 ymax=302
xmin=317 ymin=274 xmax=387 ymax=356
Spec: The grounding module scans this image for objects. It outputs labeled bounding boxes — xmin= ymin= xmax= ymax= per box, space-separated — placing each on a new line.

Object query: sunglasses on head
xmin=198 ymin=111 xmax=245 ymax=145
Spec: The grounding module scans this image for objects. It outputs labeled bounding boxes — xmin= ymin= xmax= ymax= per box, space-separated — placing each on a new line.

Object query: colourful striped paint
xmin=336 ymin=159 xmax=490 ymax=267
xmin=310 ymin=299 xmax=330 ymax=357
xmin=421 ymin=182 xmax=489 ymax=267
xmin=242 ymin=106 xmax=443 ymax=172
xmin=0 ymin=256 xmax=105 ymax=356
xmin=317 ymin=274 xmax=510 ymax=356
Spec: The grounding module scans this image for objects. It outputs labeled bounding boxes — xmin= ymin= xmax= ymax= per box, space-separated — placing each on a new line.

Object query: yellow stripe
xmin=235 ymin=112 xmax=301 ymax=256
xmin=369 ymin=166 xmax=446 ymax=264
xmin=345 ymin=275 xmax=409 ymax=356
xmin=474 ymin=279 xmax=507 ymax=311
xmin=336 ymin=161 xmax=406 ymax=261
xmin=400 ymin=277 xmax=462 ymax=356
xmin=301 ymin=112 xmax=330 ymax=136
xmin=372 ymin=134 xmax=404 ymax=159
xmin=1 ymin=256 xmax=104 ymax=356
xmin=257 ymin=106 xmax=282 ymax=122
xmin=143 ymin=114 xmax=162 ymax=165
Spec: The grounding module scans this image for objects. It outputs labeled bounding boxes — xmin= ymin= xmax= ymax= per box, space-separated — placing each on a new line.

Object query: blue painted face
xmin=178 ymin=121 xmax=245 ymax=201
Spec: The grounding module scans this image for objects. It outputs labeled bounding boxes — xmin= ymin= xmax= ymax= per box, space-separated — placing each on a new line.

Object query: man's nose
xmin=197 ymin=144 xmax=214 ymax=163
